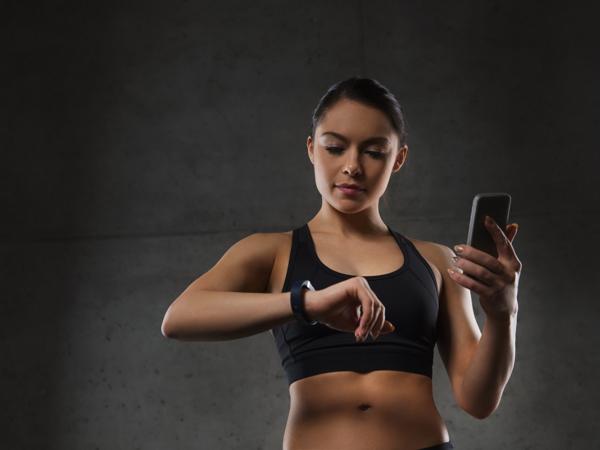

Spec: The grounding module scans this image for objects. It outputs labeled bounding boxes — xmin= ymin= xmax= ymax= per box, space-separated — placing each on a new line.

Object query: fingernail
xmin=454 ymin=245 xmax=464 ymax=254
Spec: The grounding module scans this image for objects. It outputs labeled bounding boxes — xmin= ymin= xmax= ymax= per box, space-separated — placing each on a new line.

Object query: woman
xmin=161 ymin=77 xmax=522 ymax=450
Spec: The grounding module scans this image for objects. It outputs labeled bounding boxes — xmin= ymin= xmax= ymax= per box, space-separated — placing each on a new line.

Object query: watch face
xmin=302 ymin=280 xmax=314 ymax=291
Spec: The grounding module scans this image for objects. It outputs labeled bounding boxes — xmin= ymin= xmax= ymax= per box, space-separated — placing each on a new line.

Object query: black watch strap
xmin=290 ymin=279 xmax=318 ymax=325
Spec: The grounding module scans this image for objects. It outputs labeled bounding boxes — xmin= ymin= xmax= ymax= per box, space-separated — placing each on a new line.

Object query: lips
xmin=336 ymin=183 xmax=365 ymax=191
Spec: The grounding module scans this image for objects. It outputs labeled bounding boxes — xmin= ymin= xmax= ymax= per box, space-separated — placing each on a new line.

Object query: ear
xmin=392 ymin=145 xmax=408 ymax=173
xmin=307 ymin=135 xmax=314 ymax=165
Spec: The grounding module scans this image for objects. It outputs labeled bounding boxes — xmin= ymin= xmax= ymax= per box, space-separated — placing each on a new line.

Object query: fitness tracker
xmin=290 ymin=279 xmax=318 ymax=325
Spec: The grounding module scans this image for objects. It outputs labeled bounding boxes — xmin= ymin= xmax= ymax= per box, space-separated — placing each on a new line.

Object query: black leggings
xmin=419 ymin=441 xmax=454 ymax=450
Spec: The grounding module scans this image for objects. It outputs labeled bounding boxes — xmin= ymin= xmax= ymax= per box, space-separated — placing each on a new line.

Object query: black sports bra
xmin=270 ymin=223 xmax=440 ymax=385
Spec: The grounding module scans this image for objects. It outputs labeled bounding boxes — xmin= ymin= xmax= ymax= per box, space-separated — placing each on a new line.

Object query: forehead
xmin=316 ymin=98 xmax=395 ymax=138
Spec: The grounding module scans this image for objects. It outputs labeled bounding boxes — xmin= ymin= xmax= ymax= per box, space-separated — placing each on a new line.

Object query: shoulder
xmin=253 ymin=229 xmax=295 ymax=293
xmin=247 ymin=229 xmax=293 ymax=267
xmin=236 ymin=230 xmax=291 ymax=265
xmin=404 ymin=235 xmax=454 ymax=264
xmin=252 ymin=229 xmax=293 ymax=252
xmin=409 ymin=237 xmax=454 ymax=261
xmin=403 ymin=236 xmax=456 ymax=295
xmin=182 ymin=230 xmax=291 ymax=294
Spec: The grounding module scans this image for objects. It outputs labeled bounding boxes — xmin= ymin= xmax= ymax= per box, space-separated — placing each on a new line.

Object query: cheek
xmin=313 ymin=158 xmax=335 ymax=181
xmin=312 ymin=164 xmax=338 ymax=196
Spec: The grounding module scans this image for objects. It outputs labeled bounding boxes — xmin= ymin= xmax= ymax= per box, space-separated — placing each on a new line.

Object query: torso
xmin=266 ymin=224 xmax=451 ymax=450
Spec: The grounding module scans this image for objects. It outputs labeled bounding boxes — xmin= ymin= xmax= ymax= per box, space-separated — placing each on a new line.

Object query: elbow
xmin=161 ymin=318 xmax=172 ymax=338
xmin=459 ymin=397 xmax=497 ymax=420
xmin=464 ymin=406 xmax=494 ymax=420
xmin=161 ymin=321 xmax=171 ymax=338
xmin=161 ymin=306 xmax=177 ymax=338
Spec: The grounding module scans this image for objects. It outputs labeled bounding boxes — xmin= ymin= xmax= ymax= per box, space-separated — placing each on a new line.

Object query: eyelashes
xmin=325 ymin=146 xmax=385 ymax=159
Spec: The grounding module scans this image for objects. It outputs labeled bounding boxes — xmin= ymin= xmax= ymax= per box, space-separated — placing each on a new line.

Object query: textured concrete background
xmin=3 ymin=1 xmax=599 ymax=449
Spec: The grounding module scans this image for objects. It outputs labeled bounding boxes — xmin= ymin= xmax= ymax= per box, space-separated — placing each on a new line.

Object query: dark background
xmin=3 ymin=1 xmax=599 ymax=449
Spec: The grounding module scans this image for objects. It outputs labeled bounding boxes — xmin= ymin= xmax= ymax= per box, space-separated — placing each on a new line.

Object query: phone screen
xmin=466 ymin=193 xmax=511 ymax=258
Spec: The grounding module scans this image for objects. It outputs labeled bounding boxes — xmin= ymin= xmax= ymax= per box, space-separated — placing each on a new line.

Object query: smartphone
xmin=466 ymin=193 xmax=512 ymax=258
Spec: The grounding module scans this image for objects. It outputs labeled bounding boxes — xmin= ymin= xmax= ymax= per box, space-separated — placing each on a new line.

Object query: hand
xmin=448 ymin=216 xmax=522 ymax=321
xmin=304 ymin=277 xmax=396 ymax=342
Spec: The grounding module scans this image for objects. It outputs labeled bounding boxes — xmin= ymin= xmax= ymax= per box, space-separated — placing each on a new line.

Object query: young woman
xmin=161 ymin=77 xmax=522 ymax=450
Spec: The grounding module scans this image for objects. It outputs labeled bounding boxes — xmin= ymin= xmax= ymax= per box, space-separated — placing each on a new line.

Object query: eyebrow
xmin=319 ymin=131 xmax=390 ymax=146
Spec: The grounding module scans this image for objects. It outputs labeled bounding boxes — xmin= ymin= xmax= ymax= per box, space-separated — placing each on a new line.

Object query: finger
xmin=454 ymin=243 xmax=504 ymax=275
xmin=361 ymin=293 xmax=381 ymax=341
xmin=507 ymin=223 xmax=519 ymax=242
xmin=484 ymin=216 xmax=517 ymax=260
xmin=453 ymin=255 xmax=499 ymax=288
xmin=361 ymin=279 xmax=386 ymax=341
xmin=370 ymin=305 xmax=384 ymax=340
xmin=383 ymin=320 xmax=396 ymax=333
xmin=354 ymin=278 xmax=375 ymax=341
xmin=447 ymin=266 xmax=495 ymax=298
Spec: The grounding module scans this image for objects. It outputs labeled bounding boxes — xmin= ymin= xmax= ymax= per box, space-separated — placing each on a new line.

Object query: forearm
xmin=459 ymin=311 xmax=518 ymax=419
xmin=161 ymin=290 xmax=294 ymax=341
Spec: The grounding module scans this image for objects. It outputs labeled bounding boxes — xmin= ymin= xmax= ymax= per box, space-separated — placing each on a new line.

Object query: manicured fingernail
xmin=454 ymin=245 xmax=464 ymax=254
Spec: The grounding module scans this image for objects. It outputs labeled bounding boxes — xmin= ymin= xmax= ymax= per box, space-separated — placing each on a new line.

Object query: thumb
xmin=509 ymin=223 xmax=519 ymax=241
xmin=381 ymin=321 xmax=396 ymax=334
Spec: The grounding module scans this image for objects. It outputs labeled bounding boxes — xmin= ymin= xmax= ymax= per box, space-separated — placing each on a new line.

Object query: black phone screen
xmin=466 ymin=193 xmax=512 ymax=258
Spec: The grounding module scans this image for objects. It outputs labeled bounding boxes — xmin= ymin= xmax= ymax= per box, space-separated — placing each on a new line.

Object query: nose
xmin=343 ymin=147 xmax=362 ymax=176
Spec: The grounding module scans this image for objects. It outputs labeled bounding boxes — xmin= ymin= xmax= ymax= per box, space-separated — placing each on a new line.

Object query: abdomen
xmin=283 ymin=370 xmax=450 ymax=450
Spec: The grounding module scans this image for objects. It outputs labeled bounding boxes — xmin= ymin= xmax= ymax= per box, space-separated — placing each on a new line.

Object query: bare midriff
xmin=282 ymin=370 xmax=450 ymax=450
xmin=269 ymin=230 xmax=450 ymax=450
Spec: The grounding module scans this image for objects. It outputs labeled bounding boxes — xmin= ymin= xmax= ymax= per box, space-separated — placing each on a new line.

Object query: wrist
xmin=486 ymin=308 xmax=518 ymax=325
xmin=290 ymin=279 xmax=318 ymax=325
xmin=303 ymin=290 xmax=318 ymax=322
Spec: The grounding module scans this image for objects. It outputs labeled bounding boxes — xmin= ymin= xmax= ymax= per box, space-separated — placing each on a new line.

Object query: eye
xmin=325 ymin=146 xmax=385 ymax=159
xmin=366 ymin=151 xmax=385 ymax=159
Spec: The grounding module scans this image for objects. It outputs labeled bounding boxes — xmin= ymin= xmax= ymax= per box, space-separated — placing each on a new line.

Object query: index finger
xmin=353 ymin=277 xmax=375 ymax=342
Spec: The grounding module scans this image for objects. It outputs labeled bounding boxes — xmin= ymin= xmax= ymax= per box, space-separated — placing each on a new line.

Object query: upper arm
xmin=178 ymin=232 xmax=279 ymax=297
xmin=427 ymin=242 xmax=482 ymax=408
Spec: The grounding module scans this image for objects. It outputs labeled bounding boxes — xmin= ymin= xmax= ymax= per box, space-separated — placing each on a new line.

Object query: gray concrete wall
xmin=3 ymin=1 xmax=598 ymax=449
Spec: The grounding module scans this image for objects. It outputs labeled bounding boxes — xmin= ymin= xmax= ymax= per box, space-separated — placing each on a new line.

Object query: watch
xmin=290 ymin=279 xmax=318 ymax=325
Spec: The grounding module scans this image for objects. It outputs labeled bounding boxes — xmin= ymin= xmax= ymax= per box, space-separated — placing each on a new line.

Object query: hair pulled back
xmin=310 ymin=77 xmax=408 ymax=149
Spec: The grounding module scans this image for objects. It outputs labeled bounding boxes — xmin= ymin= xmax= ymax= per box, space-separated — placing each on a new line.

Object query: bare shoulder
xmin=403 ymin=236 xmax=456 ymax=295
xmin=265 ymin=229 xmax=294 ymax=293
xmin=408 ymin=236 xmax=455 ymax=262
xmin=183 ymin=231 xmax=289 ymax=294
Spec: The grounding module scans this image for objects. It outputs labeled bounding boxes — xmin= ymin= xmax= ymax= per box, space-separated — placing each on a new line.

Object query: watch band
xmin=290 ymin=279 xmax=318 ymax=325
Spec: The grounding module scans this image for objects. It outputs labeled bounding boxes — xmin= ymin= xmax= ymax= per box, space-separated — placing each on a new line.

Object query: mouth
xmin=335 ymin=184 xmax=366 ymax=191
xmin=335 ymin=184 xmax=366 ymax=194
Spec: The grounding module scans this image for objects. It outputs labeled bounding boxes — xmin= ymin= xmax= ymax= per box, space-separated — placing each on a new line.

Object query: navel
xmin=357 ymin=403 xmax=372 ymax=411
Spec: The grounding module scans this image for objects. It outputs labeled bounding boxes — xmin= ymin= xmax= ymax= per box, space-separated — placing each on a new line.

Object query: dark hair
xmin=310 ymin=77 xmax=408 ymax=149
